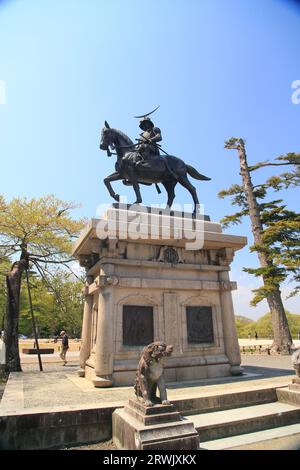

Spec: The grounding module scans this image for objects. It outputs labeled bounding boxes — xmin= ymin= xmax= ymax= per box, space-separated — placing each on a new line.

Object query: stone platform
xmin=0 ymin=366 xmax=296 ymax=450
xmin=113 ymin=398 xmax=199 ymax=450
xmin=72 ymin=205 xmax=247 ymax=387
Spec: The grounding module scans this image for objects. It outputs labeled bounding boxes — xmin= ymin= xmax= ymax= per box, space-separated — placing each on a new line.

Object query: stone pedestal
xmin=112 ymin=398 xmax=199 ymax=450
xmin=288 ymin=377 xmax=300 ymax=397
xmin=72 ymin=205 xmax=247 ymax=387
xmin=276 ymin=380 xmax=300 ymax=407
xmin=289 ymin=383 xmax=300 ymax=393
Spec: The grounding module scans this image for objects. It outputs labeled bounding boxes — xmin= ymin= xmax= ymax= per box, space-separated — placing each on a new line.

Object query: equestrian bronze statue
xmin=99 ymin=113 xmax=211 ymax=216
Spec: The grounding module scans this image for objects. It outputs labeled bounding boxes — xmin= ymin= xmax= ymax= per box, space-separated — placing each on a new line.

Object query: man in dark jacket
xmin=59 ymin=330 xmax=69 ymax=366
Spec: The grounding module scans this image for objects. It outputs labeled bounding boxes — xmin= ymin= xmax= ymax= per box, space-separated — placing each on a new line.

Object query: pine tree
xmin=219 ymin=138 xmax=300 ymax=353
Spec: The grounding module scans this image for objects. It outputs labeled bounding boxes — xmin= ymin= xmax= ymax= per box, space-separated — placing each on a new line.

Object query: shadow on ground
xmin=241 ymin=365 xmax=294 ymax=378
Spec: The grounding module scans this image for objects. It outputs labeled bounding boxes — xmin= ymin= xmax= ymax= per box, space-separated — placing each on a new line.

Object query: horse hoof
xmin=133 ymin=200 xmax=142 ymax=205
xmin=162 ymin=400 xmax=170 ymax=405
xmin=145 ymin=400 xmax=154 ymax=407
xmin=113 ymin=194 xmax=120 ymax=202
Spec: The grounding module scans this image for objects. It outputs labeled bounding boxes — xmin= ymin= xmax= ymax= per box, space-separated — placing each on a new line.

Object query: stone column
xmin=163 ymin=293 xmax=180 ymax=353
xmin=79 ymin=294 xmax=93 ymax=371
xmin=219 ymin=270 xmax=242 ymax=375
xmin=94 ymin=286 xmax=114 ymax=386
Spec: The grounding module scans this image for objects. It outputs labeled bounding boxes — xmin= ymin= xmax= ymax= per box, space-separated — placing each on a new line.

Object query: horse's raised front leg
xmin=103 ymin=172 xmax=122 ymax=202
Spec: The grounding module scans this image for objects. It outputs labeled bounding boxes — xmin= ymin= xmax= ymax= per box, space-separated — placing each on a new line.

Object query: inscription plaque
xmin=186 ymin=306 xmax=214 ymax=344
xmin=123 ymin=305 xmax=154 ymax=346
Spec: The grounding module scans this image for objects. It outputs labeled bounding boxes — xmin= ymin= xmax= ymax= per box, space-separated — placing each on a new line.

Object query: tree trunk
xmin=237 ymin=140 xmax=292 ymax=353
xmin=4 ymin=254 xmax=28 ymax=372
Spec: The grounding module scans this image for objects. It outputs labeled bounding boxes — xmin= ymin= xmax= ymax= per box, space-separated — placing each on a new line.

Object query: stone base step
xmin=189 ymin=402 xmax=300 ymax=442
xmin=112 ymin=408 xmax=199 ymax=450
xmin=200 ymin=423 xmax=300 ymax=450
xmin=175 ymin=386 xmax=278 ymax=415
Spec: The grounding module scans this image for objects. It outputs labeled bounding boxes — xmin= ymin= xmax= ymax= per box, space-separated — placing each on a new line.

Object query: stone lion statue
xmin=134 ymin=341 xmax=173 ymax=407
xmin=291 ymin=348 xmax=300 ymax=384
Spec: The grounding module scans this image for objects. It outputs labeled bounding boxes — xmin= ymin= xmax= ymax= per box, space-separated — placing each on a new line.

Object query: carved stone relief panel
xmin=186 ymin=306 xmax=214 ymax=344
xmin=122 ymin=305 xmax=154 ymax=346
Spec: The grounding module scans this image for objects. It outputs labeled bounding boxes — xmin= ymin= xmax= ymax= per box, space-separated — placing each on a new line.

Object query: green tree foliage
xmin=235 ymin=312 xmax=300 ymax=339
xmin=219 ymin=142 xmax=300 ymax=304
xmin=0 ymin=194 xmax=85 ymax=268
xmin=235 ymin=316 xmax=255 ymax=338
xmin=19 ymin=273 xmax=84 ymax=338
xmin=0 ymin=195 xmax=85 ymax=371
xmin=219 ymin=139 xmax=299 ymax=353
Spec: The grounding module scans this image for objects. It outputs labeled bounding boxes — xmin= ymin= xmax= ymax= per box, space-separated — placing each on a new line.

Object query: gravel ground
xmin=21 ymin=361 xmax=80 ymax=372
xmin=19 ymin=353 xmax=294 ymax=374
xmin=64 ymin=440 xmax=117 ymax=450
xmin=241 ymin=353 xmax=294 ymax=377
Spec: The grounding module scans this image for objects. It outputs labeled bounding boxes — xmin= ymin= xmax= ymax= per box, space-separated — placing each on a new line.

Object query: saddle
xmin=123 ymin=151 xmax=166 ymax=172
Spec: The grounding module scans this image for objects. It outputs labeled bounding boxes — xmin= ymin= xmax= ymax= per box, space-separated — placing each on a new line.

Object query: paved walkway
xmin=0 ymin=347 xmax=296 ymax=417
xmin=16 ymin=339 xmax=300 ymax=374
xmin=239 ymin=339 xmax=300 ymax=347
xmin=0 ymin=356 xmax=295 ymax=415
xmin=19 ymin=348 xmax=297 ymax=373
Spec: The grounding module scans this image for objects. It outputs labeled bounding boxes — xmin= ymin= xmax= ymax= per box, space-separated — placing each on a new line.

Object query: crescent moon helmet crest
xmin=134 ymin=105 xmax=160 ymax=119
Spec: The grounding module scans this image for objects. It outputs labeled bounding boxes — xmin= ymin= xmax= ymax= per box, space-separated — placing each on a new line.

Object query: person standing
xmin=59 ymin=331 xmax=69 ymax=366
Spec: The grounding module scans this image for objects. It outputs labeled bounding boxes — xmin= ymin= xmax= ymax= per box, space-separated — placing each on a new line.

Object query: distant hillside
xmin=235 ymin=315 xmax=254 ymax=324
xmin=235 ymin=311 xmax=300 ymax=338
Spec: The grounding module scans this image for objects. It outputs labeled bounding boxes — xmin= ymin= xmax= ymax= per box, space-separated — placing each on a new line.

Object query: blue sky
xmin=0 ymin=0 xmax=299 ymax=318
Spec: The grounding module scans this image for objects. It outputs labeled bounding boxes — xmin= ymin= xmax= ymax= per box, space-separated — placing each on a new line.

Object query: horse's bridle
xmin=106 ymin=140 xmax=139 ymax=157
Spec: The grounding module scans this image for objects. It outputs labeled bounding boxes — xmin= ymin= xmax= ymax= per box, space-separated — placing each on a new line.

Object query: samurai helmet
xmin=134 ymin=105 xmax=159 ymax=130
xmin=139 ymin=117 xmax=154 ymax=130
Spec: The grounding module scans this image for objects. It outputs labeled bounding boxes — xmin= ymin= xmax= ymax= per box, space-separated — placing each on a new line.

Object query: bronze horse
xmin=99 ymin=121 xmax=210 ymax=215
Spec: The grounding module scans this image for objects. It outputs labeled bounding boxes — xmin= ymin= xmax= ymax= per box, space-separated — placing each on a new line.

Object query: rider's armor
xmin=136 ymin=117 xmax=162 ymax=167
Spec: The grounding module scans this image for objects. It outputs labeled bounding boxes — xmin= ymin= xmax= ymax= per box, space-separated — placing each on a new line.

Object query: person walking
xmin=59 ymin=331 xmax=69 ymax=366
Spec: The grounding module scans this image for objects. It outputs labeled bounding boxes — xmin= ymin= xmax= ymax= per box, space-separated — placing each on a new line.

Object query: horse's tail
xmin=186 ymin=164 xmax=211 ymax=181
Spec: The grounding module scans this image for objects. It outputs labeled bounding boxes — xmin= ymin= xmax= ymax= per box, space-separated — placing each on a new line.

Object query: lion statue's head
xmin=134 ymin=341 xmax=173 ymax=406
xmin=142 ymin=341 xmax=173 ymax=365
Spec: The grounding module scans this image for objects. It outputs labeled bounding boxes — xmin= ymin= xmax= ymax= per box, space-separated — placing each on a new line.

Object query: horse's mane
xmin=112 ymin=128 xmax=134 ymax=146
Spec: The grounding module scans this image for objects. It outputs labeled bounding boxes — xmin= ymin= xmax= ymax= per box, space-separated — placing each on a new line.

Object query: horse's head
xmin=99 ymin=121 xmax=134 ymax=157
xmin=100 ymin=121 xmax=114 ymax=154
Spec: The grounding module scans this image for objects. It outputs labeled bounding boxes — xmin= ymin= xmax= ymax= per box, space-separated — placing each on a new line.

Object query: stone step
xmin=189 ymin=402 xmax=300 ymax=442
xmin=200 ymin=423 xmax=300 ymax=450
xmin=174 ymin=386 xmax=279 ymax=415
